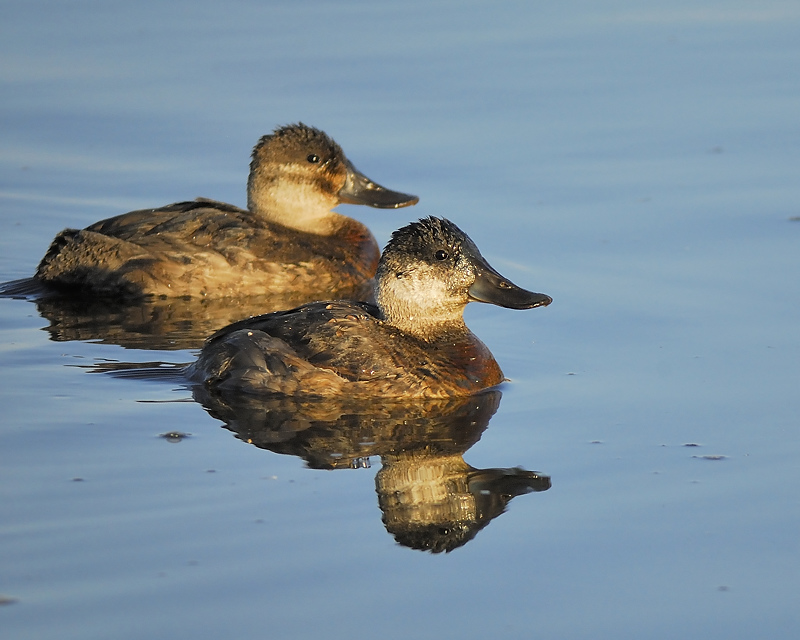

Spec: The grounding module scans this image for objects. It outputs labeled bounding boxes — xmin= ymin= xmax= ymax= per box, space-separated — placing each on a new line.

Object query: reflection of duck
xmin=189 ymin=217 xmax=552 ymax=398
xmin=195 ymin=387 xmax=503 ymax=467
xmin=377 ymin=452 xmax=549 ymax=553
xmin=28 ymin=123 xmax=418 ymax=300
xmin=31 ymin=286 xmax=353 ymax=351
xmin=194 ymin=387 xmax=550 ymax=552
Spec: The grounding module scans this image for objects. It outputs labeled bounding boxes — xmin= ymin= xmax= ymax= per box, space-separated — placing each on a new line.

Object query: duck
xmin=33 ymin=123 xmax=418 ymax=300
xmin=187 ymin=216 xmax=552 ymax=398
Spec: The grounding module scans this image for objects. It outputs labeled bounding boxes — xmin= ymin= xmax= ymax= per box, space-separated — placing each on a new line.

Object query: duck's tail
xmin=0 ymin=277 xmax=50 ymax=299
xmin=86 ymin=360 xmax=191 ymax=384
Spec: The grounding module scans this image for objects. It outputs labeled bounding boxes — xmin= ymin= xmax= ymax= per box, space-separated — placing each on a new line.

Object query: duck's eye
xmin=307 ymin=154 xmax=320 ymax=164
xmin=434 ymin=249 xmax=449 ymax=261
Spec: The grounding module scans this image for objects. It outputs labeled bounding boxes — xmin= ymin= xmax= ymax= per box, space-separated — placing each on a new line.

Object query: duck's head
xmin=247 ymin=123 xmax=418 ymax=233
xmin=375 ymin=217 xmax=552 ymax=339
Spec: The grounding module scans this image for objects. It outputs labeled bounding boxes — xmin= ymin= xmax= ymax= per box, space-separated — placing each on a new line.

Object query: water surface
xmin=1 ymin=2 xmax=798 ymax=639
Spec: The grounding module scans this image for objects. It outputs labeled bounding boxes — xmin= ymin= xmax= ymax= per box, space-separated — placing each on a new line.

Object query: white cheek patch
xmin=403 ymin=274 xmax=449 ymax=309
xmin=263 ymin=181 xmax=337 ymax=233
xmin=381 ymin=265 xmax=462 ymax=325
xmin=268 ymin=181 xmax=328 ymax=212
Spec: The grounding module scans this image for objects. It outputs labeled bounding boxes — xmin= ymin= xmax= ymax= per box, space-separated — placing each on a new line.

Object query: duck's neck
xmin=375 ymin=269 xmax=472 ymax=341
xmin=397 ymin=319 xmax=470 ymax=343
xmin=378 ymin=296 xmax=470 ymax=342
xmin=248 ymin=179 xmax=345 ymax=236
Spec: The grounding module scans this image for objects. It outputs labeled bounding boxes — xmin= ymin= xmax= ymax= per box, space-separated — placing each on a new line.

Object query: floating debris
xmin=160 ymin=431 xmax=191 ymax=442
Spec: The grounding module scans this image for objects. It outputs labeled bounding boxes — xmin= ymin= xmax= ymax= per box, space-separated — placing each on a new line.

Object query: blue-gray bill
xmin=338 ymin=159 xmax=419 ymax=209
xmin=467 ymin=259 xmax=552 ymax=310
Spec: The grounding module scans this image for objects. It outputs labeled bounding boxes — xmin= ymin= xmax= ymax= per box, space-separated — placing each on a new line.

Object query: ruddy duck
xmin=188 ymin=217 xmax=552 ymax=398
xmin=33 ymin=123 xmax=418 ymax=300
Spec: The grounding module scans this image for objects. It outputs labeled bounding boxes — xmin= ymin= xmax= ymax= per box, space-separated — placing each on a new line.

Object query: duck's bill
xmin=468 ymin=261 xmax=552 ymax=310
xmin=338 ymin=160 xmax=419 ymax=209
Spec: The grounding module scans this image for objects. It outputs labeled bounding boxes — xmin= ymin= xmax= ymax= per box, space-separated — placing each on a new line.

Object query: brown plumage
xmin=188 ymin=217 xmax=552 ymax=398
xmin=34 ymin=123 xmax=418 ymax=300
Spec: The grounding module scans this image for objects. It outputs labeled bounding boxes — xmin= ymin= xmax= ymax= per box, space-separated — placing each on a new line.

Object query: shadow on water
xmin=194 ymin=387 xmax=551 ymax=553
xmin=1 ymin=278 xmax=373 ymax=350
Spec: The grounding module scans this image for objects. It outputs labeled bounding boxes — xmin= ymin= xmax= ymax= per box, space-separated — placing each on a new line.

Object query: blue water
xmin=1 ymin=1 xmax=799 ymax=639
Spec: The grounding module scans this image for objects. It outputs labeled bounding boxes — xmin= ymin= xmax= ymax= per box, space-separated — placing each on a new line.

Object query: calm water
xmin=1 ymin=1 xmax=799 ymax=638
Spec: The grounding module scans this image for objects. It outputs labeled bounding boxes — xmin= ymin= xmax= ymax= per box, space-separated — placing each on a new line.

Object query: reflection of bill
xmin=196 ymin=387 xmax=550 ymax=553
